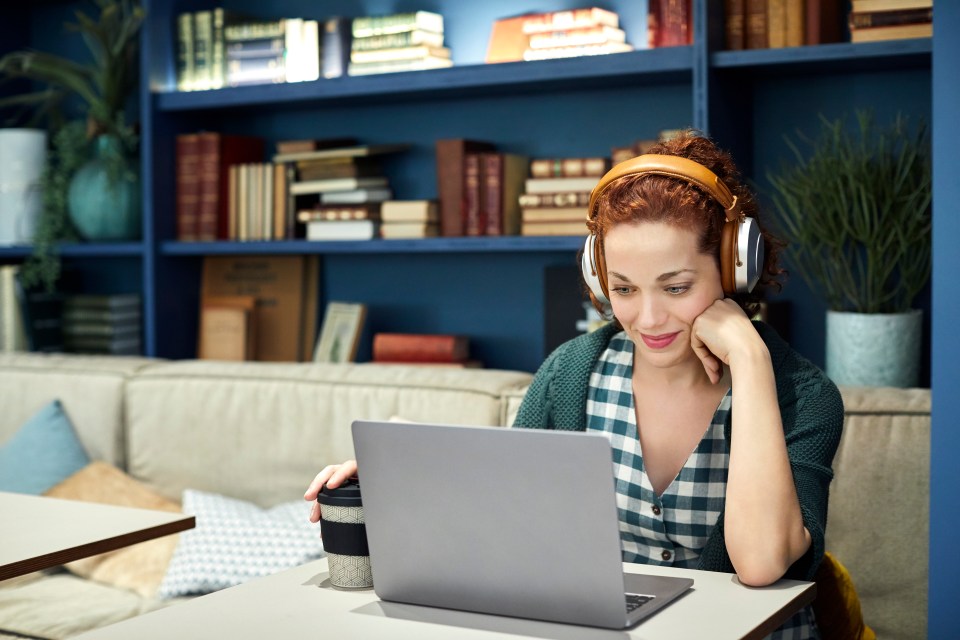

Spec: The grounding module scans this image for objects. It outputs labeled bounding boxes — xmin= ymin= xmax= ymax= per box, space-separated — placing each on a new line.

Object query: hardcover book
xmin=435 ymin=139 xmax=496 ymax=237
xmin=725 ymin=0 xmax=746 ymax=50
xmin=380 ymin=200 xmax=438 ymax=222
xmin=481 ymin=152 xmax=528 ymax=236
xmin=352 ymin=11 xmax=444 ymax=38
xmin=305 ymin=219 xmax=378 ymax=241
xmin=198 ymin=296 xmax=256 ymax=361
xmin=524 ymin=176 xmax=600 ymax=194
xmin=372 ymin=333 xmax=469 ymax=363
xmin=530 ymin=157 xmax=608 ymax=178
xmin=381 ymin=221 xmax=439 ymax=239
xmin=176 ymin=133 xmax=201 ymax=241
xmin=197 ymin=133 xmax=265 ymax=241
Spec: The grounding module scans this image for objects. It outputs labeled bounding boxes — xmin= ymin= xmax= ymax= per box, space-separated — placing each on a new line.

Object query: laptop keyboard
xmin=625 ymin=593 xmax=655 ymax=613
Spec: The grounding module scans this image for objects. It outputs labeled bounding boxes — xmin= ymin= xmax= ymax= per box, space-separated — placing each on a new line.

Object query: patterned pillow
xmin=157 ymin=489 xmax=325 ymax=598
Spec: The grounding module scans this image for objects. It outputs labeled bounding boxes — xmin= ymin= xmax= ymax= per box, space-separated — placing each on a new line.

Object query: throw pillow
xmin=813 ymin=551 xmax=877 ymax=640
xmin=0 ymin=400 xmax=89 ymax=494
xmin=43 ymin=461 xmax=182 ymax=598
xmin=157 ymin=489 xmax=325 ymax=599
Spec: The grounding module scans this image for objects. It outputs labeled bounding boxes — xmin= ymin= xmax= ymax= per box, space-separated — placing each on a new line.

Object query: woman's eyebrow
xmin=657 ymin=269 xmax=696 ymax=282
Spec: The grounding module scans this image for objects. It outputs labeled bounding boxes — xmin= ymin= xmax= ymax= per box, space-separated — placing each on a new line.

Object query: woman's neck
xmin=632 ymin=350 xmax=729 ymax=391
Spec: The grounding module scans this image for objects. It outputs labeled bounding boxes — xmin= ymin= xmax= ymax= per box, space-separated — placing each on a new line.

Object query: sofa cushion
xmin=0 ymin=353 xmax=154 ymax=467
xmin=43 ymin=461 xmax=181 ymax=598
xmin=158 ymin=489 xmax=325 ymax=599
xmin=0 ymin=400 xmax=89 ymax=494
xmin=125 ymin=361 xmax=532 ymax=506
xmin=831 ymin=386 xmax=930 ymax=640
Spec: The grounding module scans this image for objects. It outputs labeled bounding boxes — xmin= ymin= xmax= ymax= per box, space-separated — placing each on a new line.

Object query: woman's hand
xmin=690 ymin=299 xmax=766 ymax=384
xmin=304 ymin=460 xmax=358 ymax=523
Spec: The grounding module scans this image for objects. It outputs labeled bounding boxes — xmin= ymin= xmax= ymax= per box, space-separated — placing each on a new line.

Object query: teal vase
xmin=67 ymin=135 xmax=141 ymax=241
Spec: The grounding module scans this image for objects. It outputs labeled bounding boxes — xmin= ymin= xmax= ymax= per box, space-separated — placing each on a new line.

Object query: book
xmin=276 ymin=137 xmax=360 ymax=154
xmin=299 ymin=255 xmax=321 ymax=361
xmin=481 ymin=152 xmax=529 ymax=236
xmin=200 ymin=256 xmax=309 ymax=361
xmin=527 ymin=26 xmax=626 ymax=49
xmin=530 ymin=157 xmax=608 ymax=178
xmin=320 ymin=188 xmax=393 ymax=205
xmin=225 ymin=37 xmax=284 ymax=58
xmin=322 ymin=17 xmax=353 ymax=79
xmin=849 ymin=8 xmax=933 ymax=28
xmin=649 ymin=0 xmax=692 ymax=48
xmin=524 ymin=176 xmax=600 ymax=194
xmin=176 ymin=12 xmax=195 ymax=91
xmin=63 ymin=335 xmax=142 ymax=355
xmin=0 ymin=265 xmax=27 ymax=352
xmin=273 ymin=143 xmax=411 ymax=164
xmin=805 ymin=0 xmax=844 ymax=45
xmin=290 ymin=176 xmax=389 ymax=196
xmin=380 ymin=221 xmax=439 ymax=239
xmin=435 ymin=139 xmax=496 ymax=237
xmin=15 ymin=285 xmax=63 ymax=353
xmin=297 ymin=162 xmax=382 ymax=182
xmin=521 ymin=219 xmax=590 ymax=236
xmin=851 ymin=0 xmax=932 ymax=11
xmin=350 ymin=45 xmax=450 ymax=64
xmin=380 ymin=200 xmax=438 ymax=223
xmin=62 ymin=307 xmax=140 ymax=324
xmin=62 ymin=293 xmax=141 ymax=312
xmin=372 ymin=333 xmax=469 ymax=363
xmin=313 ymin=301 xmax=366 ymax=363
xmin=746 ymin=0 xmax=768 ymax=48
xmin=725 ymin=0 xmax=746 ymax=50
xmin=521 ymin=206 xmax=590 ymax=222
xmin=305 ymin=219 xmax=378 ymax=241
xmin=273 ymin=162 xmax=287 ymax=240
xmin=197 ymin=133 xmax=265 ymax=241
xmin=297 ymin=205 xmax=380 ymax=222
xmin=347 ymin=56 xmax=454 ymax=76
xmin=518 ymin=191 xmax=592 ymax=208
xmin=485 ymin=14 xmax=533 ymax=63
xmin=850 ymin=22 xmax=932 ymax=41
xmin=784 ymin=0 xmax=805 ymax=47
xmin=62 ymin=320 xmax=140 ymax=338
xmin=521 ymin=8 xmax=620 ymax=34
xmin=463 ymin=153 xmax=482 ymax=236
xmin=176 ymin=133 xmax=201 ymax=241
xmin=224 ymin=19 xmax=286 ymax=41
xmin=198 ymin=296 xmax=256 ymax=361
xmin=767 ymin=0 xmax=787 ymax=48
xmin=351 ymin=30 xmax=445 ymax=51
xmin=193 ymin=10 xmax=213 ymax=90
xmin=351 ymin=11 xmax=444 ymax=38
xmin=522 ymin=42 xmax=633 ymax=61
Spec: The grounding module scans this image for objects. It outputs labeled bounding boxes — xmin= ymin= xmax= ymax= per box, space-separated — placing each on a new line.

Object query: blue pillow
xmin=0 ymin=400 xmax=90 ymax=494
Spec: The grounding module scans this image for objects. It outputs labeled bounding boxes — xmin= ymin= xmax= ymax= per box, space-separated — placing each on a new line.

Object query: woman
xmin=306 ymin=132 xmax=843 ymax=639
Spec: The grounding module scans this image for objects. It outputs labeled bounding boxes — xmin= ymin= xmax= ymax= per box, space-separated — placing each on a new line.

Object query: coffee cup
xmin=317 ymin=478 xmax=373 ymax=589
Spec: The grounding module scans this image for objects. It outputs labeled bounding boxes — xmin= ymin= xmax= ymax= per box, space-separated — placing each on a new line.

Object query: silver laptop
xmin=351 ymin=420 xmax=694 ymax=629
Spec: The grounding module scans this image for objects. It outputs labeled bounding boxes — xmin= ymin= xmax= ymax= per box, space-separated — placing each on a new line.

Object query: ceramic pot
xmin=67 ymin=134 xmax=141 ymax=241
xmin=0 ymin=128 xmax=47 ymax=245
xmin=826 ymin=309 xmax=922 ymax=387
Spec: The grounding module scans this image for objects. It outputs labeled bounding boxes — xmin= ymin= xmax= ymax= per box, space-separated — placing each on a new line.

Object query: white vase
xmin=0 ymin=128 xmax=47 ymax=245
xmin=826 ymin=309 xmax=923 ymax=388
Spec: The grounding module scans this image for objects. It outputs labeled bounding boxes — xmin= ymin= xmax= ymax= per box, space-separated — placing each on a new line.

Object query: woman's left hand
xmin=690 ymin=299 xmax=765 ymax=384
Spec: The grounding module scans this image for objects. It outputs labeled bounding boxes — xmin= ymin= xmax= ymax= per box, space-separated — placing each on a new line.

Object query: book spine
xmin=805 ymin=0 xmax=843 ymax=45
xmin=767 ymin=0 xmax=787 ymax=48
xmin=350 ymin=45 xmax=450 ymax=64
xmin=273 ymin=163 xmax=286 ymax=240
xmin=176 ymin=12 xmax=195 ymax=91
xmin=224 ymin=20 xmax=286 ymax=41
xmin=527 ymin=26 xmax=626 ymax=49
xmin=322 ymin=17 xmax=352 ymax=79
xmin=210 ymin=8 xmax=226 ymax=89
xmin=463 ymin=153 xmax=483 ymax=236
xmin=518 ymin=191 xmax=592 ymax=207
xmin=784 ymin=0 xmax=805 ymax=47
xmin=746 ymin=0 xmax=769 ymax=48
xmin=351 ymin=30 xmax=444 ymax=51
xmin=849 ymin=8 xmax=933 ymax=28
xmin=197 ymin=133 xmax=221 ymax=242
xmin=297 ymin=205 xmax=380 ymax=222
xmin=225 ymin=37 xmax=284 ymax=58
xmin=228 ymin=164 xmax=239 ymax=240
xmin=481 ymin=153 xmax=504 ymax=236
xmin=176 ymin=133 xmax=201 ymax=241
xmin=522 ymin=8 xmax=619 ymax=34
xmin=530 ymin=157 xmax=608 ymax=178
xmin=193 ymin=10 xmax=213 ymax=90
xmin=285 ymin=163 xmax=297 ymax=239
xmin=352 ymin=12 xmax=443 ymax=38
xmin=372 ymin=333 xmax=469 ymax=363
xmin=434 ymin=139 xmax=496 ymax=237
xmin=725 ymin=0 xmax=746 ymax=50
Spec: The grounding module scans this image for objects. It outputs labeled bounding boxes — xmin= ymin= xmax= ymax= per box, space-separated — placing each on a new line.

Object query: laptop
xmin=351 ymin=420 xmax=694 ymax=629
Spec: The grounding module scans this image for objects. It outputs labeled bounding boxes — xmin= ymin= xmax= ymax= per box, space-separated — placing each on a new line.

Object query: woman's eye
xmin=610 ymin=286 xmax=631 ymax=296
xmin=665 ymin=285 xmax=689 ymax=295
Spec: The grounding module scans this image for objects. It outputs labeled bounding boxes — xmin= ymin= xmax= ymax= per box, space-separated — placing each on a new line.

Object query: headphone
xmin=580 ymin=154 xmax=764 ymax=316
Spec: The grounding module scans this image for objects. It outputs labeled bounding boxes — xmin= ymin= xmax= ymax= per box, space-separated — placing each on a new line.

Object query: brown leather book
xmin=746 ymin=0 xmax=769 ymax=49
xmin=725 ymin=0 xmax=746 ymax=50
xmin=463 ymin=153 xmax=483 ymax=236
xmin=805 ymin=0 xmax=843 ymax=45
xmin=372 ymin=333 xmax=469 ymax=363
xmin=175 ymin=133 xmax=201 ymax=241
xmin=198 ymin=295 xmax=256 ymax=361
xmin=196 ymin=133 xmax=264 ymax=241
xmin=434 ymin=139 xmax=496 ymax=237
xmin=482 ymin=152 xmax=529 ymax=236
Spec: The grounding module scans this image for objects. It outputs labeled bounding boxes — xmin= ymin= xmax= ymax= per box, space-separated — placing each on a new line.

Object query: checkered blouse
xmin=586 ymin=331 xmax=817 ymax=640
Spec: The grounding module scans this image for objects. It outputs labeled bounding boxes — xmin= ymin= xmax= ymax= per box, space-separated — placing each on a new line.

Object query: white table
xmin=74 ymin=558 xmax=815 ymax=640
xmin=0 ymin=491 xmax=195 ymax=581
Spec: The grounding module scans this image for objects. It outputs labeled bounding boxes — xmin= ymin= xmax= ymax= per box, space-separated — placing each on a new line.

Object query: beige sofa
xmin=0 ymin=353 xmax=930 ymax=639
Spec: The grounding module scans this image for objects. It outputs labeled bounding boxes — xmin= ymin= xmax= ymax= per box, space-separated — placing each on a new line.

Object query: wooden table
xmin=0 ymin=491 xmax=195 ymax=581
xmin=74 ymin=558 xmax=815 ymax=640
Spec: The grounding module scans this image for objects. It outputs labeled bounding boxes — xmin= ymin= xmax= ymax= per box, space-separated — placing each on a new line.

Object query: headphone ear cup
xmin=720 ymin=217 xmax=764 ymax=294
xmin=581 ymin=235 xmax=613 ymax=318
xmin=720 ymin=221 xmax=738 ymax=295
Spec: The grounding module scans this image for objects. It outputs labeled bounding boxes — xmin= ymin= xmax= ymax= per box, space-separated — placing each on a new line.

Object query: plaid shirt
xmin=586 ymin=331 xmax=817 ymax=640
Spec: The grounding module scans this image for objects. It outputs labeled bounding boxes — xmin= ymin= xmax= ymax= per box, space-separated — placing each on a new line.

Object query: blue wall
xmin=929 ymin=3 xmax=960 ymax=636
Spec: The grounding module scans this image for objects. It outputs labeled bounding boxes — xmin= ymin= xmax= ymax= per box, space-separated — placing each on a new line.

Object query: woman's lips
xmin=641 ymin=332 xmax=680 ymax=349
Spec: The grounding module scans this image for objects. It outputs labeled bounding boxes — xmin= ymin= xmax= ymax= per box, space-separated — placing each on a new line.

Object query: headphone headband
xmin=587 ymin=154 xmax=741 ymax=224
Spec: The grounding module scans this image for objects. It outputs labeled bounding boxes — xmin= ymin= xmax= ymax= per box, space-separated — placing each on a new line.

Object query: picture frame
xmin=313 ymin=302 xmax=367 ymax=363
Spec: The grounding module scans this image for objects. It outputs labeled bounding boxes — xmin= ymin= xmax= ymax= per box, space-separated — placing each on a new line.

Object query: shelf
xmin=155 ymin=47 xmax=694 ymax=112
xmin=712 ymin=39 xmax=931 ymax=75
xmin=0 ymin=243 xmax=144 ymax=258
xmin=160 ymin=236 xmax=585 ymax=256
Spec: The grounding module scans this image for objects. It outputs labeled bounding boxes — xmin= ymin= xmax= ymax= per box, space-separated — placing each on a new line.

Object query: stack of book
xmin=486 ymin=8 xmax=632 ymax=63
xmin=380 ymin=200 xmax=440 ymax=239
xmin=649 ymin=0 xmax=693 ymax=47
xmin=849 ymin=0 xmax=933 ymax=43
xmin=176 ymin=9 xmax=353 ymax=91
xmin=725 ymin=0 xmax=846 ymax=50
xmin=371 ymin=333 xmax=480 ymax=367
xmin=348 ymin=11 xmax=452 ymax=76
xmin=61 ymin=294 xmax=142 ymax=356
xmin=519 ymin=157 xmax=606 ymax=236
xmin=276 ymin=142 xmax=411 ymax=241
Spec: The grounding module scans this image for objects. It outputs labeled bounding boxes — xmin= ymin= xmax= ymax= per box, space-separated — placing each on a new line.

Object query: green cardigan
xmin=512 ymin=321 xmax=844 ymax=581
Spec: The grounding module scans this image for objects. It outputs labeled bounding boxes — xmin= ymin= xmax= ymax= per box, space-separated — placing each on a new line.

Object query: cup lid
xmin=318 ymin=477 xmax=362 ymax=507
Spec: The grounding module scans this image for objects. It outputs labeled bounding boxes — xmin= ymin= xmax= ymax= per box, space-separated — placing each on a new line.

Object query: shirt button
xmin=651 ymin=505 xmax=661 ymax=516
xmin=661 ymin=550 xmax=672 ymax=562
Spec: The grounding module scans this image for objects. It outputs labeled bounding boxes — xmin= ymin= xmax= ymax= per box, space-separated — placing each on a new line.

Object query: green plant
xmin=767 ymin=111 xmax=932 ymax=314
xmin=0 ymin=0 xmax=144 ymax=291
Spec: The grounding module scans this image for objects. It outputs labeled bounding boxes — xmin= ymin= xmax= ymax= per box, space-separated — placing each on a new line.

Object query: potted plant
xmin=767 ymin=110 xmax=931 ymax=387
xmin=0 ymin=0 xmax=144 ymax=290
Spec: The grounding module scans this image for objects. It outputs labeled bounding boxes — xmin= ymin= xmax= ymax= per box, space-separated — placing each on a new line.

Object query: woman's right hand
xmin=304 ymin=459 xmax=358 ymax=523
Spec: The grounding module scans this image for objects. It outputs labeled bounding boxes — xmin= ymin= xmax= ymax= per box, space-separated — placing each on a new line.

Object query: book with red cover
xmin=481 ymin=152 xmax=529 ymax=236
xmin=805 ymin=0 xmax=843 ymax=45
xmin=463 ymin=153 xmax=483 ymax=236
xmin=649 ymin=0 xmax=692 ymax=48
xmin=725 ymin=0 xmax=746 ymax=49
xmin=176 ymin=133 xmax=201 ymax=241
xmin=746 ymin=0 xmax=768 ymax=48
xmin=435 ymin=139 xmax=496 ymax=237
xmin=372 ymin=333 xmax=469 ymax=363
xmin=197 ymin=133 xmax=265 ymax=241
